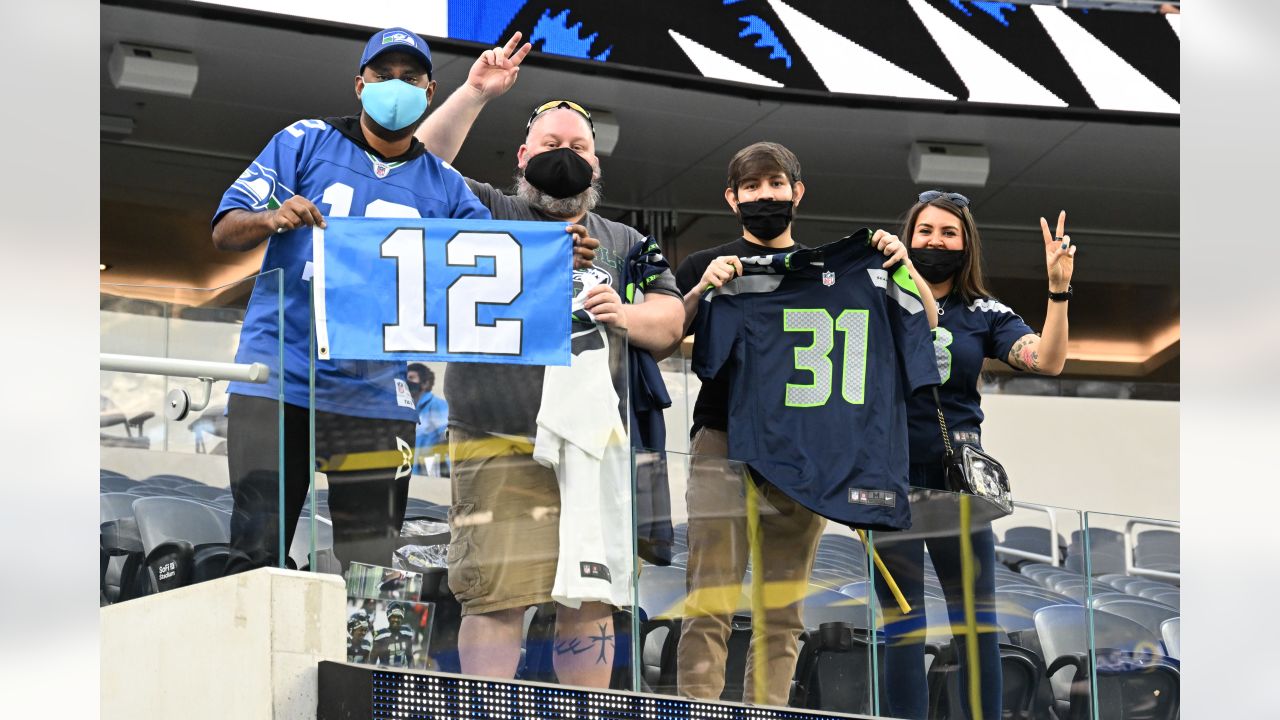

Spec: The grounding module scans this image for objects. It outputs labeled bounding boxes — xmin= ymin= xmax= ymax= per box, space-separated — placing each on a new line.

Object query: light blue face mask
xmin=360 ymin=78 xmax=428 ymax=132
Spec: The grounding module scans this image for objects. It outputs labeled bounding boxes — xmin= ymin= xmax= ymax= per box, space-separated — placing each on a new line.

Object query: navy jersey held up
xmin=214 ymin=116 xmax=491 ymax=421
xmin=692 ymin=230 xmax=940 ymax=531
xmin=906 ymin=296 xmax=1035 ymax=464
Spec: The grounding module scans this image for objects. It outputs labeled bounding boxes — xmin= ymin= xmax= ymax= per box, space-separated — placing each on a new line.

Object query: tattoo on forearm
xmin=554 ymin=622 xmax=615 ymax=664
xmin=1020 ymin=346 xmax=1040 ymax=371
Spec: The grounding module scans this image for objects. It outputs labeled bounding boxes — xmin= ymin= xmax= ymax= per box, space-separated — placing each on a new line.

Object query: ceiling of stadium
xmin=99 ymin=2 xmax=1179 ymax=381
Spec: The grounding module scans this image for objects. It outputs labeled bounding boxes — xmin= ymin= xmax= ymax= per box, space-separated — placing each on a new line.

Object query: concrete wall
xmin=101 ymin=568 xmax=345 ymax=720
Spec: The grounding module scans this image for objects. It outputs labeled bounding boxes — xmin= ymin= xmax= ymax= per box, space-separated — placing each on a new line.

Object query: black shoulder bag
xmin=933 ymin=387 xmax=1013 ymax=516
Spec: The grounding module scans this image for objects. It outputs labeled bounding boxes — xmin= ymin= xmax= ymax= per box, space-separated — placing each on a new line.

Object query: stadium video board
xmin=189 ymin=0 xmax=1178 ymax=116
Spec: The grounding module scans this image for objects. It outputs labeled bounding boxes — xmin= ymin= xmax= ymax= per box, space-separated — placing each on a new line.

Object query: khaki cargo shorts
xmin=446 ymin=429 xmax=561 ymax=615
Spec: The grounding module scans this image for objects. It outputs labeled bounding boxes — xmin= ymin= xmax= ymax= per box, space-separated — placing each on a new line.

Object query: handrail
xmin=100 ymin=354 xmax=270 ymax=384
xmin=993 ymin=501 xmax=1062 ymax=566
xmin=1124 ymin=517 xmax=1180 ymax=582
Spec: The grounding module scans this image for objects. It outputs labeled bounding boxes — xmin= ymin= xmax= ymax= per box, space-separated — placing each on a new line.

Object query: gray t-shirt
xmin=444 ymin=179 xmax=681 ymax=436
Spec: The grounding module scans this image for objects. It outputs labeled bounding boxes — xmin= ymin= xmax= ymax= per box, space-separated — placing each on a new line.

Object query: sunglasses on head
xmin=527 ymin=100 xmax=595 ymax=136
xmin=918 ymin=190 xmax=971 ymax=208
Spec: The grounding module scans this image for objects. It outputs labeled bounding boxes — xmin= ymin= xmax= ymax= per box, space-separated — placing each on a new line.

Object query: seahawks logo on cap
xmin=382 ymin=31 xmax=415 ymax=47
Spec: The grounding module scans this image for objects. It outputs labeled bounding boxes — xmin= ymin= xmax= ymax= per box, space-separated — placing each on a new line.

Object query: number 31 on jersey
xmin=314 ymin=217 xmax=572 ymax=366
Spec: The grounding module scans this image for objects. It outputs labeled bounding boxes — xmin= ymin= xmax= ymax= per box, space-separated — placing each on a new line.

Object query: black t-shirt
xmin=674 ymin=236 xmax=805 ymax=435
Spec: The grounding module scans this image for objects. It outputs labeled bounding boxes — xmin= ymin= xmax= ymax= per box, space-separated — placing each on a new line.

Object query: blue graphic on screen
xmin=321 ymin=217 xmax=571 ymax=365
xmin=737 ymin=15 xmax=792 ymax=69
xmin=949 ymin=0 xmax=1018 ymax=27
xmin=531 ymin=9 xmax=612 ymax=61
xmin=447 ymin=0 xmax=529 ymax=43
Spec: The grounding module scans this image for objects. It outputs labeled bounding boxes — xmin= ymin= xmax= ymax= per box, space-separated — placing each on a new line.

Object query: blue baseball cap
xmin=359 ymin=27 xmax=433 ymax=77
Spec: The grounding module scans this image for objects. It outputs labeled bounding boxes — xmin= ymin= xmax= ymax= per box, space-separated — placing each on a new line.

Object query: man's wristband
xmin=1048 ymin=285 xmax=1072 ymax=302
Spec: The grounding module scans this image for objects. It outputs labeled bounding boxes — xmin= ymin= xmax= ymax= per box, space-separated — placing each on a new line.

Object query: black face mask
xmin=523 ymin=148 xmax=594 ymax=199
xmin=909 ymin=247 xmax=966 ymax=284
xmin=405 ymin=381 xmax=422 ymax=395
xmin=736 ymin=200 xmax=794 ymax=242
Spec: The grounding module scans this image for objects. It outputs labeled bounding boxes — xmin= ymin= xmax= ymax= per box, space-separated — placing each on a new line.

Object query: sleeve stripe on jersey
xmin=967 ymin=298 xmax=1015 ymax=314
xmin=705 ymin=274 xmax=784 ymax=299
xmin=866 ymin=268 xmax=925 ymax=315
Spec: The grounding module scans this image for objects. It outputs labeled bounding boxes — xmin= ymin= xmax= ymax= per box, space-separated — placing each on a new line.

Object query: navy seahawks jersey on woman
xmin=214 ymin=116 xmax=490 ymax=420
xmin=906 ymin=296 xmax=1035 ymax=464
xmin=693 ymin=230 xmax=940 ymax=530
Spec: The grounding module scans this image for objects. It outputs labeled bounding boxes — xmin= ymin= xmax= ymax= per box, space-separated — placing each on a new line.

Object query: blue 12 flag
xmin=315 ymin=217 xmax=572 ymax=366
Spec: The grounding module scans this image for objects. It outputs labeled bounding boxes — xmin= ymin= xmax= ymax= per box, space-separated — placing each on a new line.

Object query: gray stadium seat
xmin=1160 ymin=618 xmax=1180 ymax=659
xmin=1089 ymin=597 xmax=1178 ymax=636
xmin=1034 ymin=605 xmax=1179 ymax=719
xmin=132 ymin=496 xmax=232 ymax=593
xmin=1133 ymin=529 xmax=1179 ymax=573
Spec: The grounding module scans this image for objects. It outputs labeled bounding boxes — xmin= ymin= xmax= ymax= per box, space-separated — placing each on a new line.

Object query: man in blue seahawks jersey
xmin=211 ymin=27 xmax=491 ymax=576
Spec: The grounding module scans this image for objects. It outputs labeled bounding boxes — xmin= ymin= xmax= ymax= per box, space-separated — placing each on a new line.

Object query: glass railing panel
xmin=1081 ymin=511 xmax=1180 ymax=720
xmin=99 ymin=269 xmax=284 ymax=605
xmin=869 ymin=491 xmax=1085 ymax=720
xmin=633 ymin=447 xmax=875 ymax=715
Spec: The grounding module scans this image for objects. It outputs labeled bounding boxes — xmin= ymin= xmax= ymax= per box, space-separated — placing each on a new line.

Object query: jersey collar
xmin=323 ymin=115 xmax=427 ymax=164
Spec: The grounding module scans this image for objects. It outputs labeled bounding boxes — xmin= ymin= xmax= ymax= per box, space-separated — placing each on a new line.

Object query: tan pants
xmin=676 ymin=428 xmax=826 ymax=707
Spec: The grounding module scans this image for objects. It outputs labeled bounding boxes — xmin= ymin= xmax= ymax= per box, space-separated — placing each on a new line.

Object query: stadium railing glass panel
xmin=99 ymin=270 xmax=284 ymax=605
xmin=868 ymin=492 xmax=1086 ymax=720
xmin=632 ymin=447 xmax=876 ymax=715
xmin=1081 ymin=511 xmax=1181 ymax=720
xmin=308 ymin=300 xmax=637 ymax=688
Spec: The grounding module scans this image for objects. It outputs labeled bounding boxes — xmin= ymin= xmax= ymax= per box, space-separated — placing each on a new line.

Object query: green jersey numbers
xmin=931 ymin=326 xmax=954 ymax=383
xmin=783 ymin=308 xmax=870 ymax=408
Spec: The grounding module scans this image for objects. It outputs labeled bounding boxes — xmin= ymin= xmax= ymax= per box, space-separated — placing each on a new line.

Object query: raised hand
xmin=467 ymin=32 xmax=532 ymax=101
xmin=1040 ymin=210 xmax=1076 ymax=291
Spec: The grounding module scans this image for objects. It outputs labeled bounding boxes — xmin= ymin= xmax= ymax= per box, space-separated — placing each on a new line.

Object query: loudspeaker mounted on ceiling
xmin=108 ymin=42 xmax=199 ymax=98
xmin=908 ymin=142 xmax=989 ymax=188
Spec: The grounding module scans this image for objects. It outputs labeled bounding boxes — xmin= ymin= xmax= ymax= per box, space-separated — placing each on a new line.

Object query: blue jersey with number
xmin=906 ymin=296 xmax=1035 ymax=464
xmin=214 ymin=116 xmax=490 ymax=420
xmin=692 ymin=230 xmax=940 ymax=530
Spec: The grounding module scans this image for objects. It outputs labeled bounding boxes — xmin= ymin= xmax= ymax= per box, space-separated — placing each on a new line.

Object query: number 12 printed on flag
xmin=314 ymin=217 xmax=572 ymax=366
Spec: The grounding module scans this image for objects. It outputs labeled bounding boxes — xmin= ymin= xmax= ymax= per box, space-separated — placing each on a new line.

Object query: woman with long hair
xmin=873 ymin=190 xmax=1076 ymax=719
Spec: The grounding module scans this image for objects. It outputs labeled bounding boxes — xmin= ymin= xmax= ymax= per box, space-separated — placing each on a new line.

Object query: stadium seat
xmin=802 ymin=586 xmax=872 ymax=631
xmin=998 ymin=526 xmax=1068 ymax=567
xmin=1088 ymin=598 xmax=1178 ymax=637
xmin=1160 ymin=618 xmax=1180 ymax=659
xmin=1120 ymin=578 xmax=1175 ymax=598
xmin=1135 ymin=585 xmax=1178 ymax=604
xmin=1133 ymin=530 xmax=1179 ymax=573
xmin=790 ymin=622 xmax=886 ymax=714
xmin=133 ymin=496 xmax=232 ymax=593
xmin=1064 ymin=528 xmax=1126 ymax=576
xmin=637 ymin=564 xmax=691 ymax=622
xmin=288 ymin=514 xmax=336 ymax=572
xmin=100 ymin=492 xmax=146 ymax=604
xmin=925 ymin=641 xmax=1047 ymax=720
xmin=175 ymin=484 xmax=227 ymax=502
xmin=1147 ymin=589 xmax=1180 ymax=610
xmin=100 ymin=471 xmax=136 ymax=493
xmin=1097 ymin=573 xmax=1146 ymax=593
xmin=1034 ymin=605 xmax=1179 ymax=720
xmin=142 ymin=474 xmax=200 ymax=490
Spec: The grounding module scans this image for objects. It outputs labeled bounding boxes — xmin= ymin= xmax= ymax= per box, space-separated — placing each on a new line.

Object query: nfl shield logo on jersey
xmin=822 ymin=270 xmax=836 ymax=287
xmin=373 ymin=161 xmax=390 ymax=178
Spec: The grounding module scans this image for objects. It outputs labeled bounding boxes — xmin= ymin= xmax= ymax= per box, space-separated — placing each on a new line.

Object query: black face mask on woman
xmin=909 ymin=247 xmax=966 ymax=284
xmin=736 ymin=200 xmax=794 ymax=242
xmin=523 ymin=147 xmax=594 ymax=199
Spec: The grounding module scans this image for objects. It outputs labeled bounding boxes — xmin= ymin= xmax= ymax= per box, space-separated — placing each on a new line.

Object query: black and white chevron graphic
xmin=477 ymin=0 xmax=1179 ymax=114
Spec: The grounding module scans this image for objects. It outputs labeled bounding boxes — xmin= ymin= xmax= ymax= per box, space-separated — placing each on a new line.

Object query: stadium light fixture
xmin=908 ymin=142 xmax=990 ymax=188
xmin=108 ymin=42 xmax=199 ymax=98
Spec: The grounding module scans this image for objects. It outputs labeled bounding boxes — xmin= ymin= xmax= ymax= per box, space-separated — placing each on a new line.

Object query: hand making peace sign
xmin=1040 ymin=210 xmax=1076 ymax=292
xmin=466 ymin=32 xmax=533 ymax=102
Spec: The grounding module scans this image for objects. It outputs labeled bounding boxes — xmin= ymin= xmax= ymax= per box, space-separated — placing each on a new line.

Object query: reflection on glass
xmin=634 ymin=448 xmax=877 ymax=715
xmin=99 ymin=271 xmax=283 ymax=606
xmin=1080 ymin=512 xmax=1181 ymax=720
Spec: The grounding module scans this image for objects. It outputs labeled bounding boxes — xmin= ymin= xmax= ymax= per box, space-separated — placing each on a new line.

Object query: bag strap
xmin=932 ymin=386 xmax=955 ymax=461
